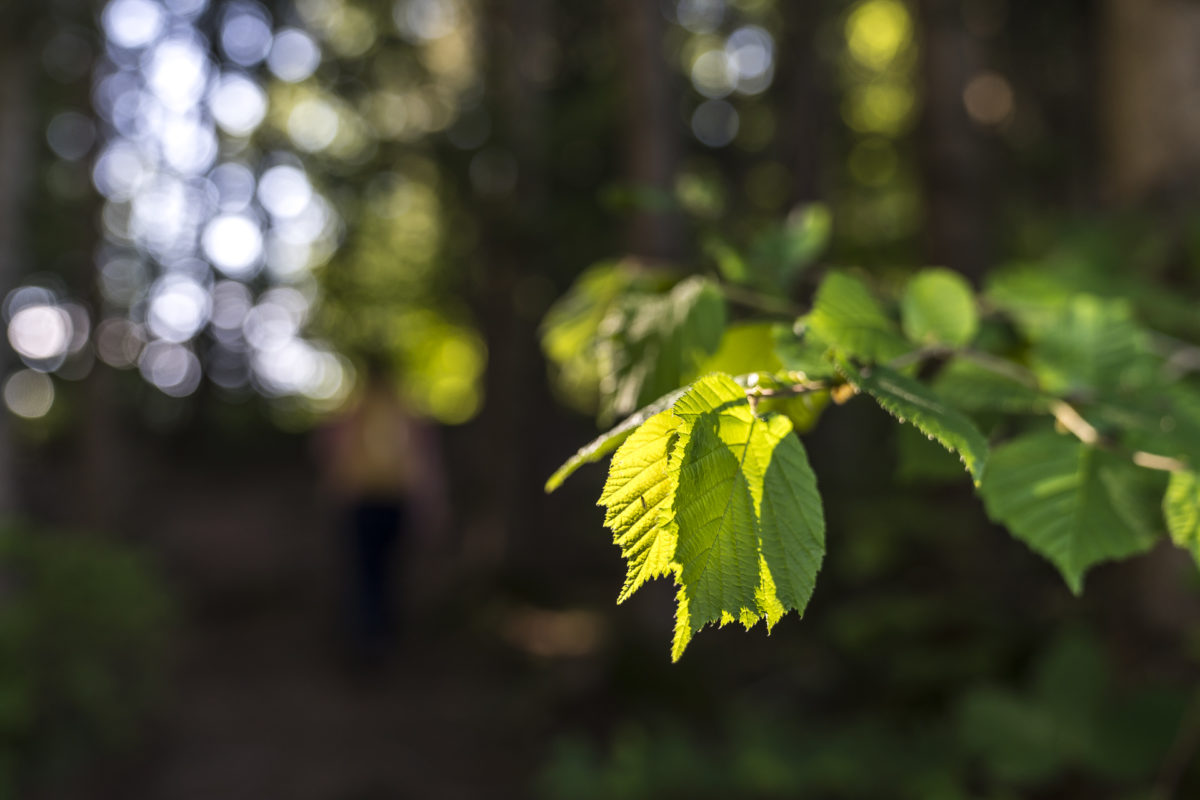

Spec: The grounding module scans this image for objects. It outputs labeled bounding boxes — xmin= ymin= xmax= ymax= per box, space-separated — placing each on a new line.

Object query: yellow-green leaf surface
xmin=1164 ymin=471 xmax=1200 ymax=569
xmin=667 ymin=373 xmax=825 ymax=660
xmin=980 ymin=432 xmax=1160 ymax=594
xmin=804 ymin=270 xmax=907 ymax=362
xmin=598 ymin=410 xmax=682 ymax=603
xmin=839 ymin=362 xmax=989 ymax=484
xmin=901 ymin=268 xmax=979 ymax=347
xmin=544 ymin=386 xmax=687 ymax=492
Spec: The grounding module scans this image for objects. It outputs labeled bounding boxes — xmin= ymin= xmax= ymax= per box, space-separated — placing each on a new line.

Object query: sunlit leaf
xmin=598 ymin=410 xmax=682 ymax=603
xmin=668 ymin=374 xmax=824 ymax=660
xmin=544 ymin=386 xmax=688 ymax=492
xmin=1163 ymin=471 xmax=1200 ymax=569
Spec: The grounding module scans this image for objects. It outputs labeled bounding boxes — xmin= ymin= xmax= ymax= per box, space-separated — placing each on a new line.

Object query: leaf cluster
xmin=545 ymin=240 xmax=1200 ymax=657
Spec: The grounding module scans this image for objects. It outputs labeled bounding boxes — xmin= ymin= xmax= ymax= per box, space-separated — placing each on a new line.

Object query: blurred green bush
xmin=0 ymin=521 xmax=170 ymax=796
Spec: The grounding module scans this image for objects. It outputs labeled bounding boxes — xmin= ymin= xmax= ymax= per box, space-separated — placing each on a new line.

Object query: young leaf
xmin=544 ymin=386 xmax=687 ymax=492
xmin=804 ymin=270 xmax=907 ymax=362
xmin=980 ymin=432 xmax=1161 ymax=594
xmin=838 ymin=361 xmax=990 ymax=484
xmin=1163 ymin=471 xmax=1200 ymax=569
xmin=598 ymin=410 xmax=682 ymax=603
xmin=667 ymin=373 xmax=825 ymax=660
xmin=901 ymin=268 xmax=979 ymax=347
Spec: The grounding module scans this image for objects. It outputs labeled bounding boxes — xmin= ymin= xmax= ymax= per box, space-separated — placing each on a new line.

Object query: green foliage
xmin=599 ymin=410 xmax=681 ymax=603
xmin=1027 ymin=296 xmax=1151 ymax=396
xmin=541 ymin=262 xmax=674 ymax=414
xmin=979 ymin=433 xmax=1162 ymax=593
xmin=592 ymin=374 xmax=825 ymax=660
xmin=710 ymin=204 xmax=830 ymax=293
xmin=597 ymin=276 xmax=726 ymax=421
xmin=538 ymin=631 xmax=1186 ymax=799
xmin=542 ymin=267 xmax=726 ymax=422
xmin=1164 ymin=471 xmax=1200 ymax=568
xmin=958 ymin=631 xmax=1184 ymax=785
xmin=545 ymin=387 xmax=687 ymax=493
xmin=546 ymin=225 xmax=1200 ymax=656
xmin=901 ymin=268 xmax=979 ymax=347
xmin=804 ymin=270 xmax=907 ymax=362
xmin=0 ymin=521 xmax=170 ymax=793
xmin=931 ymin=358 xmax=1047 ymax=415
xmin=837 ymin=361 xmax=989 ymax=484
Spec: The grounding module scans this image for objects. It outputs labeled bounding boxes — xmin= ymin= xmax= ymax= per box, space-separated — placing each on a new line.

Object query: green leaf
xmin=598 ymin=411 xmax=682 ymax=603
xmin=1088 ymin=382 xmax=1200 ymax=470
xmin=901 ymin=268 xmax=979 ymax=347
xmin=745 ymin=203 xmax=831 ymax=289
xmin=1164 ymin=471 xmax=1200 ymax=569
xmin=544 ymin=387 xmax=687 ymax=492
xmin=804 ymin=270 xmax=907 ymax=362
xmin=667 ymin=374 xmax=825 ymax=660
xmin=597 ymin=276 xmax=726 ymax=421
xmin=931 ymin=358 xmax=1048 ymax=415
xmin=772 ymin=324 xmax=838 ymax=380
xmin=541 ymin=261 xmax=671 ymax=412
xmin=1027 ymin=296 xmax=1152 ymax=395
xmin=979 ymin=432 xmax=1161 ymax=593
xmin=984 ymin=266 xmax=1077 ymax=337
xmin=698 ymin=322 xmax=783 ymax=376
xmin=838 ymin=362 xmax=989 ymax=485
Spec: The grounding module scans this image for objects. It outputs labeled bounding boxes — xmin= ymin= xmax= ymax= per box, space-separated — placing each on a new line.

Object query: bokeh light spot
xmin=963 ymin=70 xmax=1014 ymax=125
xmin=846 ymin=0 xmax=912 ymax=70
xmin=202 ymin=214 xmax=264 ymax=278
xmin=4 ymin=370 xmax=55 ymax=419
xmin=8 ymin=305 xmax=72 ymax=363
xmin=268 ymin=28 xmax=321 ymax=82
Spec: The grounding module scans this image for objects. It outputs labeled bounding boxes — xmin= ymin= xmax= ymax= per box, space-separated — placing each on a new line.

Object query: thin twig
xmin=746 ymin=380 xmax=828 ymax=400
xmin=1049 ymin=400 xmax=1100 ymax=445
xmin=1133 ymin=451 xmax=1188 ymax=473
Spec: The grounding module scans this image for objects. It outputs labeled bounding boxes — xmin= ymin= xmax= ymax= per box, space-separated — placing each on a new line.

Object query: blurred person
xmin=316 ymin=356 xmax=447 ymax=665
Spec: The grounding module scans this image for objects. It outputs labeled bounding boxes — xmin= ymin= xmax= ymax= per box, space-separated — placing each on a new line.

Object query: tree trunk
xmin=916 ymin=0 xmax=992 ymax=281
xmin=0 ymin=42 xmax=35 ymax=515
xmin=614 ymin=0 xmax=683 ymax=261
xmin=1101 ymin=0 xmax=1200 ymax=203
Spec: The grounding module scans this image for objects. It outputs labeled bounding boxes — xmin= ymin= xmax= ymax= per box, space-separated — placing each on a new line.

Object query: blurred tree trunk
xmin=465 ymin=0 xmax=552 ymax=572
xmin=777 ymin=0 xmax=826 ymax=205
xmin=1101 ymin=0 xmax=1200 ymax=203
xmin=0 ymin=40 xmax=35 ymax=515
xmin=614 ymin=0 xmax=682 ymax=260
xmin=916 ymin=0 xmax=993 ymax=281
